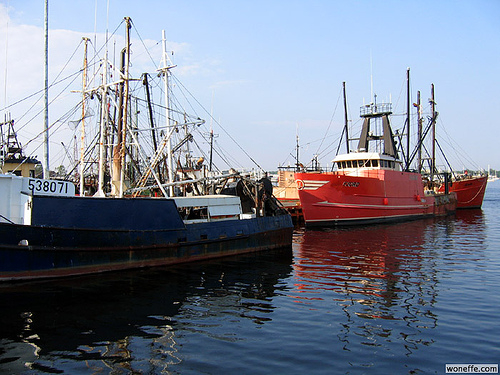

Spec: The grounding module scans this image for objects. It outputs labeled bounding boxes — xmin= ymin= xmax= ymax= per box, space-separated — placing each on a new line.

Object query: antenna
xmin=295 ymin=123 xmax=300 ymax=171
xmin=3 ymin=5 xmax=9 ymax=110
xmin=370 ymin=50 xmax=374 ymax=101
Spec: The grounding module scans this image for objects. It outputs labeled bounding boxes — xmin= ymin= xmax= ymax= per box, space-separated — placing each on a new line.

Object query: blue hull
xmin=0 ymin=196 xmax=293 ymax=281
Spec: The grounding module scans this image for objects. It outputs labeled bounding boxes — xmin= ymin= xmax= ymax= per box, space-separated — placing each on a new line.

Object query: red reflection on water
xmin=291 ymin=220 xmax=433 ymax=309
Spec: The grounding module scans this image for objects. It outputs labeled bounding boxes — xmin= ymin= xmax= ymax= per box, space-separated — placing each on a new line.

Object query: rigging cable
xmin=315 ymin=85 xmax=342 ymax=156
xmin=0 ymin=66 xmax=87 ymax=115
xmin=130 ymin=19 xmax=160 ymax=70
xmin=11 ymin=100 xmax=81 ymax=173
xmin=436 ymin=117 xmax=481 ymax=170
xmin=133 ymin=36 xmax=253 ymax=173
xmin=16 ymin=63 xmax=85 ymax=135
xmin=170 ymin=76 xmax=264 ymax=172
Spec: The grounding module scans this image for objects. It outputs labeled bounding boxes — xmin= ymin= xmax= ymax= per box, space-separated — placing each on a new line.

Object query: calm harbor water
xmin=1 ymin=183 xmax=499 ymax=374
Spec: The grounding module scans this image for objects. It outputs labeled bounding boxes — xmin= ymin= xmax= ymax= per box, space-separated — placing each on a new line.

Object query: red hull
xmin=295 ymin=169 xmax=456 ymax=227
xmin=440 ymin=175 xmax=487 ymax=209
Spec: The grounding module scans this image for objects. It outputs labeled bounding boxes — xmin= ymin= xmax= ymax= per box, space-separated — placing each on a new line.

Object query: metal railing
xmin=360 ymin=103 xmax=392 ymax=117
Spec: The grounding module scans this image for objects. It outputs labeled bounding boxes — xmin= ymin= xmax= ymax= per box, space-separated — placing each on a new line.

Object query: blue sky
xmin=1 ymin=0 xmax=499 ymax=172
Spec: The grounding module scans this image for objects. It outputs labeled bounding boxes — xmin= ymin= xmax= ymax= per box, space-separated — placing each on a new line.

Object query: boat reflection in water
xmin=0 ymin=209 xmax=489 ymax=374
xmin=0 ymin=248 xmax=293 ymax=374
xmin=292 ymin=211 xmax=486 ymax=355
xmin=293 ymin=221 xmax=433 ymax=321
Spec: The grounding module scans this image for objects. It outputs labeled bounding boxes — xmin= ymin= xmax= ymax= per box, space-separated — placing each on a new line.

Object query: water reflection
xmin=294 ymin=221 xmax=431 ymax=312
xmin=292 ymin=214 xmax=487 ymax=358
xmin=0 ymin=248 xmax=293 ymax=374
xmin=0 ymin=209 xmax=492 ymax=374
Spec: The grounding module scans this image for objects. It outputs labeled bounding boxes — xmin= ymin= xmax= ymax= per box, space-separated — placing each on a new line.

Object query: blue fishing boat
xmin=0 ymin=17 xmax=292 ymax=281
xmin=0 ymin=175 xmax=292 ymax=281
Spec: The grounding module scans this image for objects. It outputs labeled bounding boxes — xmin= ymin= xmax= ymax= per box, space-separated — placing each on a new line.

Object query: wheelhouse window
xmin=336 ymin=159 xmax=393 ymax=169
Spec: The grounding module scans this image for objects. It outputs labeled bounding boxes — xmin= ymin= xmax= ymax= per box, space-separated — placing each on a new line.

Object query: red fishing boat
xmin=295 ymin=80 xmax=456 ymax=227
xmin=439 ymin=174 xmax=487 ymax=209
xmin=296 ymin=165 xmax=455 ymax=227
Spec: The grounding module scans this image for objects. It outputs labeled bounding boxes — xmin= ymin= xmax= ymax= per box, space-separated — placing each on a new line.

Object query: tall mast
xmin=95 ymin=0 xmax=110 ymax=197
xmin=143 ymin=73 xmax=161 ymax=180
xmin=111 ymin=18 xmax=131 ymax=197
xmin=415 ymin=90 xmax=422 ymax=173
xmin=119 ymin=17 xmax=132 ymax=197
xmin=161 ymin=30 xmax=174 ymax=196
xmin=342 ymin=81 xmax=349 ymax=153
xmin=406 ymin=67 xmax=410 ymax=171
xmin=208 ymin=94 xmax=214 ymax=173
xmin=79 ymin=37 xmax=89 ymax=196
xmin=43 ymin=0 xmax=49 ymax=178
xmin=95 ymin=43 xmax=108 ymax=197
xmin=430 ymin=83 xmax=436 ymax=179
xmin=209 ymin=129 xmax=214 ymax=172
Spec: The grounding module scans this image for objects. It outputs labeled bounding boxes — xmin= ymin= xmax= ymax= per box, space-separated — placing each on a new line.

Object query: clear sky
xmin=1 ymin=0 xmax=499 ymax=173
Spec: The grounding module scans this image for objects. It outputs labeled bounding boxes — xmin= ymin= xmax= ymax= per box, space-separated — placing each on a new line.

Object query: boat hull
xmin=0 ymin=217 xmax=292 ymax=281
xmin=0 ymin=195 xmax=293 ymax=281
xmin=295 ymin=170 xmax=456 ymax=227
xmin=441 ymin=175 xmax=487 ymax=209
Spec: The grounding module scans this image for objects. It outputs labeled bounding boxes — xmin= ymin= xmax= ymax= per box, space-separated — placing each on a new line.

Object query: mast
xmin=342 ymin=81 xmax=349 ymax=153
xmin=96 ymin=0 xmax=111 ymax=197
xmin=430 ymin=83 xmax=436 ymax=179
xmin=95 ymin=46 xmax=108 ymax=197
xmin=406 ymin=67 xmax=410 ymax=171
xmin=415 ymin=90 xmax=422 ymax=173
xmin=95 ymin=2 xmax=110 ymax=197
xmin=295 ymin=131 xmax=300 ymax=171
xmin=43 ymin=0 xmax=49 ymax=178
xmin=111 ymin=17 xmax=131 ymax=197
xmin=160 ymin=30 xmax=175 ymax=196
xmin=111 ymin=49 xmax=125 ymax=195
xmin=79 ymin=37 xmax=89 ymax=196
xmin=143 ymin=74 xmax=158 ymax=154
xmin=143 ymin=73 xmax=161 ymax=180
xmin=209 ymin=129 xmax=214 ymax=172
xmin=0 ymin=115 xmax=6 ymax=167
xmin=119 ymin=17 xmax=131 ymax=197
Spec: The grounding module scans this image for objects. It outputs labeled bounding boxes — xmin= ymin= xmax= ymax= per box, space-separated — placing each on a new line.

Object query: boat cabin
xmin=333 ymin=152 xmax=402 ymax=171
xmin=173 ymin=195 xmax=243 ymax=223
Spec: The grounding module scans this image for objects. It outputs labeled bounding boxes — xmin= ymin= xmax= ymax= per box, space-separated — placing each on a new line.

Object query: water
xmin=1 ymin=184 xmax=499 ymax=374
